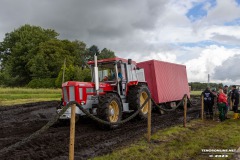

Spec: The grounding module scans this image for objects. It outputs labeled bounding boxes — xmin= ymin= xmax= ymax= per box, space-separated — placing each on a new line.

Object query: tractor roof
xmin=87 ymin=57 xmax=137 ymax=65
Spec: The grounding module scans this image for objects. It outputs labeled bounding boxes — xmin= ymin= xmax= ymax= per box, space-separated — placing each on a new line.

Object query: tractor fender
xmin=101 ymin=91 xmax=123 ymax=106
xmin=126 ymin=81 xmax=148 ymax=95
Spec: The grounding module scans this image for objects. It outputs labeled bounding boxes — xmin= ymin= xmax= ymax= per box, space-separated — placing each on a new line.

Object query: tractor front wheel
xmin=97 ymin=93 xmax=122 ymax=129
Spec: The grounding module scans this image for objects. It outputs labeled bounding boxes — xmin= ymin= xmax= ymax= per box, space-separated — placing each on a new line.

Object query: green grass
xmin=190 ymin=90 xmax=202 ymax=96
xmin=0 ymin=87 xmax=61 ymax=106
xmin=0 ymin=87 xmax=61 ymax=94
xmin=94 ymin=114 xmax=240 ymax=160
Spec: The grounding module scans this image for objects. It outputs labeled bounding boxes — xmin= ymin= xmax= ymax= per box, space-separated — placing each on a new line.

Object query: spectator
xmin=223 ymin=85 xmax=228 ymax=94
xmin=202 ymin=87 xmax=215 ymax=119
xmin=231 ymin=85 xmax=239 ymax=119
xmin=223 ymin=85 xmax=230 ymax=119
xmin=217 ymin=88 xmax=228 ymax=122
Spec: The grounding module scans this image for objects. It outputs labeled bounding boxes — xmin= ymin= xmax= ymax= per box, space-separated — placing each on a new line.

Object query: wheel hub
xmin=109 ymin=108 xmax=115 ymax=116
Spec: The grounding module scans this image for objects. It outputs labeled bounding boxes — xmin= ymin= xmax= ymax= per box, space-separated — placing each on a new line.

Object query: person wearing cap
xmin=202 ymin=87 xmax=215 ymax=119
xmin=231 ymin=85 xmax=239 ymax=119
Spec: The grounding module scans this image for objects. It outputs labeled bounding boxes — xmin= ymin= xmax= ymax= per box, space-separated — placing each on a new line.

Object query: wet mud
xmin=0 ymin=100 xmax=200 ymax=160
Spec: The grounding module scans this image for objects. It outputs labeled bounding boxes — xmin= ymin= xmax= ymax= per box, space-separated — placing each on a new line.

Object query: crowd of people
xmin=202 ymin=85 xmax=239 ymax=122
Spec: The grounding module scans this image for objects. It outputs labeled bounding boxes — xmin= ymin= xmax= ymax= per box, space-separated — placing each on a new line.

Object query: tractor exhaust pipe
xmin=94 ymin=54 xmax=99 ymax=95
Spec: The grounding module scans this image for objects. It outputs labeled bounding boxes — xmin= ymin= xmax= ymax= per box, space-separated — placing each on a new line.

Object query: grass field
xmin=190 ymin=90 xmax=202 ymax=95
xmin=0 ymin=87 xmax=202 ymax=106
xmin=95 ymin=115 xmax=240 ymax=160
xmin=0 ymin=87 xmax=61 ymax=106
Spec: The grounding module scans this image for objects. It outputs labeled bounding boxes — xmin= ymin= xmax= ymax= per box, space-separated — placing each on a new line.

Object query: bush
xmin=27 ymin=78 xmax=56 ymax=88
xmin=55 ymin=65 xmax=92 ymax=87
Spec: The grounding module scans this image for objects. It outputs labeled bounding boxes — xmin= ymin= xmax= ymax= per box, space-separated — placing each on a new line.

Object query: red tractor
xmin=57 ymin=55 xmax=151 ymax=127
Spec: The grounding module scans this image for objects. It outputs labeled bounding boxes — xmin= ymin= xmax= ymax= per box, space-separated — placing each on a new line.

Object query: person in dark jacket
xmin=202 ymin=87 xmax=215 ymax=119
xmin=231 ymin=85 xmax=239 ymax=119
xmin=223 ymin=85 xmax=228 ymax=94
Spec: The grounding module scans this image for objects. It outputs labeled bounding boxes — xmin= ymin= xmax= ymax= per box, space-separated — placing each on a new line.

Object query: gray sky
xmin=1 ymin=0 xmax=240 ymax=84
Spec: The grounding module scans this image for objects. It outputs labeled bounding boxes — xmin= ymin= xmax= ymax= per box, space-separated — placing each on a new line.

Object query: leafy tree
xmin=28 ymin=53 xmax=50 ymax=78
xmin=0 ymin=24 xmax=116 ymax=88
xmin=83 ymin=45 xmax=100 ymax=62
xmin=98 ymin=48 xmax=115 ymax=60
xmin=55 ymin=65 xmax=75 ymax=87
xmin=74 ymin=67 xmax=91 ymax=82
xmin=71 ymin=40 xmax=87 ymax=67
xmin=28 ymin=39 xmax=74 ymax=79
xmin=55 ymin=65 xmax=91 ymax=87
xmin=0 ymin=24 xmax=58 ymax=86
xmin=189 ymin=82 xmax=224 ymax=91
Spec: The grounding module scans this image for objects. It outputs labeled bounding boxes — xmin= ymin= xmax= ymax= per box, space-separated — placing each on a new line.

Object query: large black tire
xmin=97 ymin=93 xmax=122 ymax=129
xmin=128 ymin=85 xmax=151 ymax=119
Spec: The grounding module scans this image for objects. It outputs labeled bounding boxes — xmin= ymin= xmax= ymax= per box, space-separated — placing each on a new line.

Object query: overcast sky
xmin=1 ymin=0 xmax=240 ymax=84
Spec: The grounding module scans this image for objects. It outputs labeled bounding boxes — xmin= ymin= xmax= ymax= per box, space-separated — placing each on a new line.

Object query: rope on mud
xmin=0 ymin=105 xmax=70 ymax=156
xmin=187 ymin=96 xmax=198 ymax=107
xmin=69 ymin=96 xmax=151 ymax=126
xmin=151 ymin=94 xmax=186 ymax=112
xmin=152 ymin=94 xmax=201 ymax=112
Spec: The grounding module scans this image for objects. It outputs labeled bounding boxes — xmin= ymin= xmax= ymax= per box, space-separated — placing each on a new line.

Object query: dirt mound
xmin=0 ymin=101 xmax=200 ymax=160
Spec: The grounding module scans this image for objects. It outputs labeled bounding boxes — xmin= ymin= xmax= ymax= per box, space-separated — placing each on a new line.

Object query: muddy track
xmin=0 ymin=101 xmax=200 ymax=160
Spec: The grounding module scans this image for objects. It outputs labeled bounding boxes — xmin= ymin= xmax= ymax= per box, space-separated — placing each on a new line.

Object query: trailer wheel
xmin=128 ymin=85 xmax=151 ymax=119
xmin=97 ymin=93 xmax=122 ymax=129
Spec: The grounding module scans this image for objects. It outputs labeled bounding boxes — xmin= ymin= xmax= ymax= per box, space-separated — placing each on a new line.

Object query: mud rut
xmin=0 ymin=100 xmax=200 ymax=160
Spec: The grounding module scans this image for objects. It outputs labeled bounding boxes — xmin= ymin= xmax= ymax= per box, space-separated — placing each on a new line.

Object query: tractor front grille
xmin=62 ymin=86 xmax=85 ymax=103
xmin=63 ymin=87 xmax=68 ymax=102
xmin=79 ymin=88 xmax=83 ymax=100
xmin=69 ymin=86 xmax=75 ymax=101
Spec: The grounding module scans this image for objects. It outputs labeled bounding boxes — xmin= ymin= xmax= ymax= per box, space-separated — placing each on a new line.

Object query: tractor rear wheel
xmin=128 ymin=85 xmax=151 ymax=119
xmin=97 ymin=93 xmax=122 ymax=129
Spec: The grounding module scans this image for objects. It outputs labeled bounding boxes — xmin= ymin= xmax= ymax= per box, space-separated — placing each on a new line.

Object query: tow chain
xmin=68 ymin=96 xmax=150 ymax=126
xmin=73 ymin=94 xmax=199 ymax=126
xmin=152 ymin=94 xmax=199 ymax=112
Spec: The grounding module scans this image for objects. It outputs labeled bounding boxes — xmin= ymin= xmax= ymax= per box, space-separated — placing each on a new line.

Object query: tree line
xmin=0 ymin=24 xmax=115 ymax=88
xmin=189 ymin=82 xmax=223 ymax=91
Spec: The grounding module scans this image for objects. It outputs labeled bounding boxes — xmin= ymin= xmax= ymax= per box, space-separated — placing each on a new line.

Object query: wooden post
xmin=147 ymin=99 xmax=152 ymax=142
xmin=183 ymin=95 xmax=187 ymax=127
xmin=201 ymin=94 xmax=204 ymax=120
xmin=69 ymin=104 xmax=76 ymax=160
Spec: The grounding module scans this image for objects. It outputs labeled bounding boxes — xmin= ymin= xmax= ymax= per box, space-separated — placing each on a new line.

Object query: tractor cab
xmin=88 ymin=57 xmax=141 ymax=96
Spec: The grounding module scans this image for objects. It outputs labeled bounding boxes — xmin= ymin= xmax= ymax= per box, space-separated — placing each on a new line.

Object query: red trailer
xmin=137 ymin=60 xmax=189 ymax=105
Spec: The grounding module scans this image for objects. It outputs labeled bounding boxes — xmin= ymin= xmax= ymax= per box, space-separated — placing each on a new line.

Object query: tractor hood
xmin=62 ymin=81 xmax=114 ymax=92
xmin=62 ymin=81 xmax=95 ymax=88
